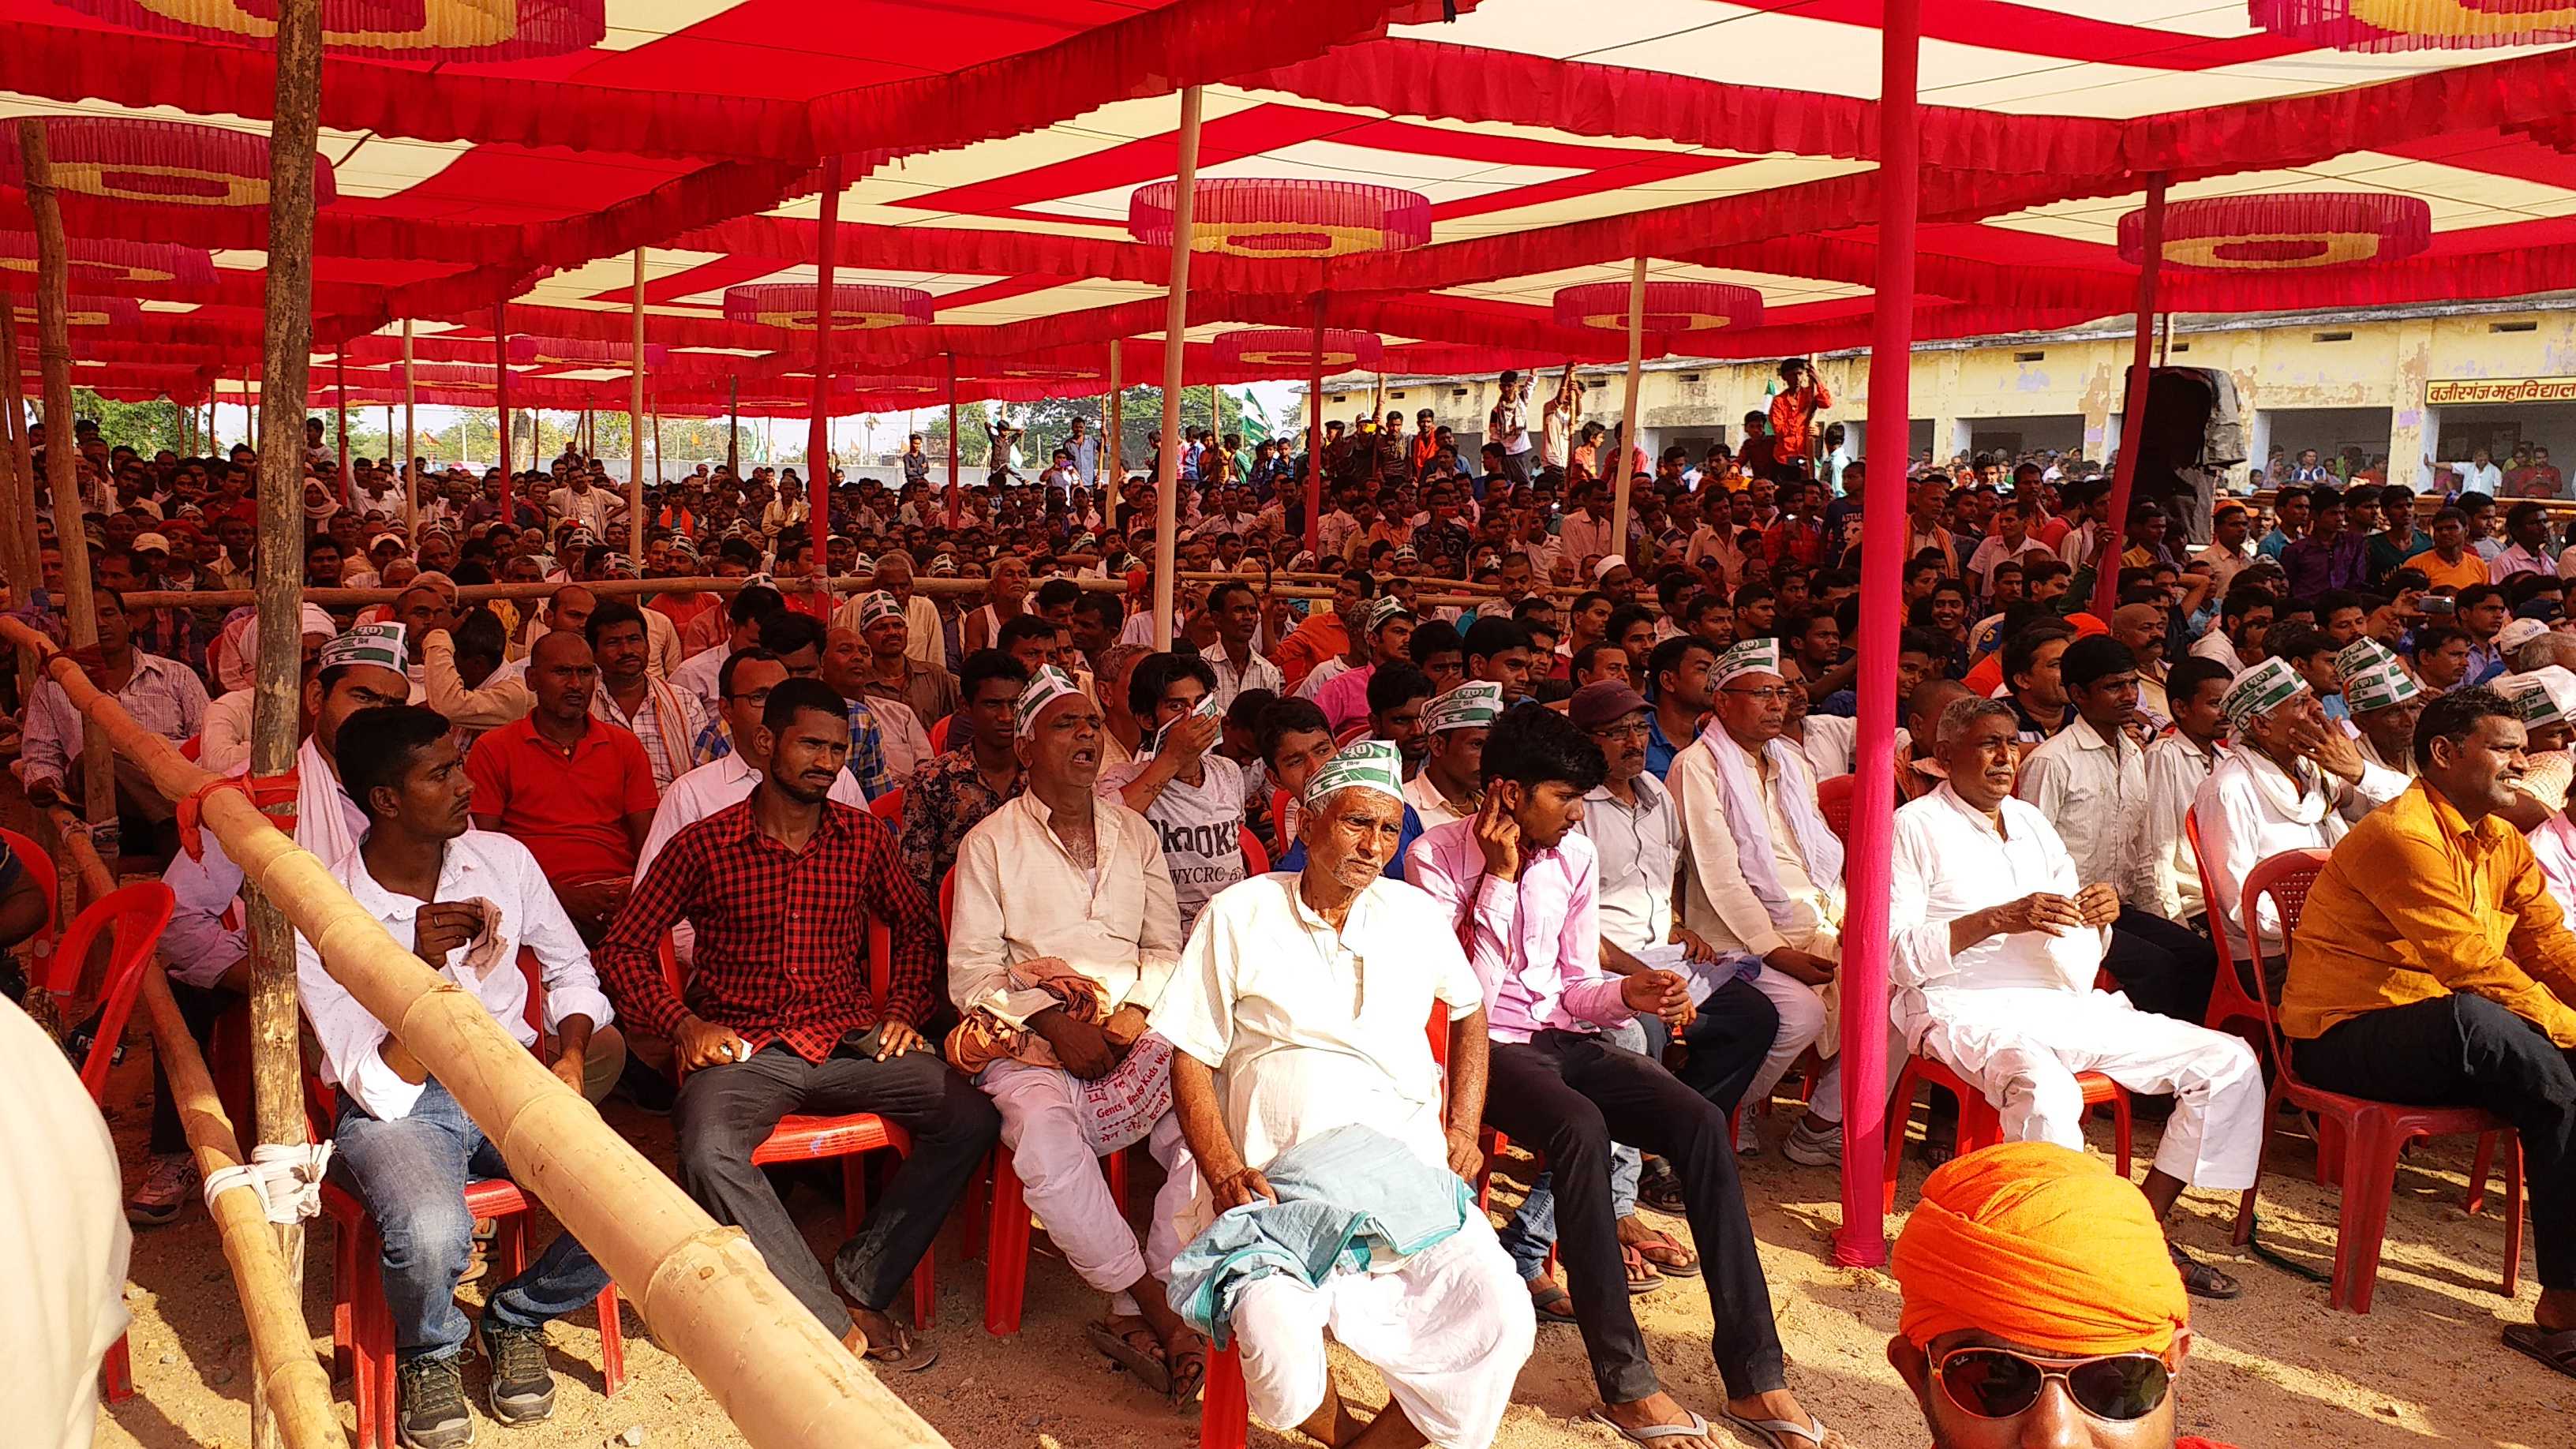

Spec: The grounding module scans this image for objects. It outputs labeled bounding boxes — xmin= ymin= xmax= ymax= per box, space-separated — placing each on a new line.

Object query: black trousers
xmin=2103 ymin=906 xmax=2218 ymax=1025
xmin=2296 ymin=994 xmax=2576 ymax=1291
xmin=671 ymin=1034 xmax=1001 ymax=1329
xmin=149 ymin=979 xmax=238 ymax=1156
xmin=1676 ymin=976 xmax=1783 ymax=1115
xmin=1487 ymin=1030 xmax=1784 ymax=1403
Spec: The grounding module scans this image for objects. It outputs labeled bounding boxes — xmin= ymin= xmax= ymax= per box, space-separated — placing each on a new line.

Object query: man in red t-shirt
xmin=464 ymin=630 xmax=657 ymax=941
xmin=1887 ymin=1144 xmax=2237 ymax=1449
xmin=1769 ymin=358 xmax=1833 ymax=481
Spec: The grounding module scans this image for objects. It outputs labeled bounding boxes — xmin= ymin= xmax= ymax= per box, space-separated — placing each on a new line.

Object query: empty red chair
xmin=1817 ymin=773 xmax=1855 ymax=842
xmin=47 ymin=882 xmax=174 ymax=1404
xmin=2228 ymin=849 xmax=2524 ymax=1313
xmin=2181 ymin=807 xmax=2275 ymax=1050
xmin=1881 ymin=1054 xmax=2132 ymax=1212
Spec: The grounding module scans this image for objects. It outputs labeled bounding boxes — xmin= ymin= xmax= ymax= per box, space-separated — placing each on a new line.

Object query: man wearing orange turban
xmin=1889 ymin=1143 xmax=2237 ymax=1449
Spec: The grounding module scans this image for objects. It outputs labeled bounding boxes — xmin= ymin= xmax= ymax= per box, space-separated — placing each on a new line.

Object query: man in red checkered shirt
xmin=597 ymin=677 xmax=998 ymax=1368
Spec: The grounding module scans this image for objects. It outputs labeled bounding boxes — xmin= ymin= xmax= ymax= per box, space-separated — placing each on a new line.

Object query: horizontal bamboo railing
xmin=3 ymin=617 xmax=949 ymax=1449
xmin=45 ymin=811 xmax=348 ymax=1449
xmin=119 ymin=571 xmax=1515 ymax=614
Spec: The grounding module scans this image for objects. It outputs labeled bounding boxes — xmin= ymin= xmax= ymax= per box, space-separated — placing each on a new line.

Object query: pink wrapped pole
xmin=2091 ymin=175 xmax=2166 ymax=622
xmin=1835 ymin=0 xmax=1922 ymax=1269
xmin=807 ymin=154 xmax=842 ymax=575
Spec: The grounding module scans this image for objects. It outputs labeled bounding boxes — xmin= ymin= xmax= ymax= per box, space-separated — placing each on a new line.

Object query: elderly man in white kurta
xmin=1155 ymin=743 xmax=1531 ymax=1447
xmin=1892 ymin=696 xmax=2263 ymax=1299
xmin=947 ymin=666 xmax=1204 ymax=1393
xmin=2196 ymin=658 xmax=2410 ymax=962
xmin=1668 ymin=638 xmax=1849 ymax=1164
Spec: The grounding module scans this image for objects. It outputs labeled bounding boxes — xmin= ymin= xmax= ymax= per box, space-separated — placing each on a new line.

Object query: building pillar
xmin=2388 ymin=317 xmax=2440 ymax=492
xmin=2245 ymin=410 xmax=2272 ymax=492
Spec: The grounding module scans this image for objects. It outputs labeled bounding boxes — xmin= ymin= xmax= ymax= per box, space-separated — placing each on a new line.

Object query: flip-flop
xmin=1586 ymin=1408 xmax=1715 ymax=1445
xmin=2168 ymin=1242 xmax=2241 ymax=1301
xmin=2503 ymin=1324 xmax=2576 ymax=1381
xmin=846 ymin=1320 xmax=942 ymax=1375
xmin=1084 ymin=1320 xmax=1173 ymax=1395
xmin=1718 ymin=1408 xmax=1835 ymax=1447
xmin=1627 ymin=1226 xmax=1702 ymax=1278
xmin=1527 ymin=1278 xmax=1578 ymax=1325
xmin=1164 ymin=1331 xmax=1209 ymax=1405
xmin=1622 ymin=1243 xmax=1664 ymax=1295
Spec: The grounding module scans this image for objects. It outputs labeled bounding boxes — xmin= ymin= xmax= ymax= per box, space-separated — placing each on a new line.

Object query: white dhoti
xmin=982 ymin=1056 xmax=1196 ymax=1316
xmin=1232 ymin=1213 xmax=1533 ymax=1449
xmin=1905 ymin=986 xmax=2264 ymax=1190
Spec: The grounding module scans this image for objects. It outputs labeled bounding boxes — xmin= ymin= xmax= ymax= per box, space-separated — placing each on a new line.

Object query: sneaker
xmin=125 ymin=1152 xmax=195 ymax=1227
xmin=1733 ymin=1112 xmax=1762 ymax=1157
xmin=478 ymin=1320 xmax=556 ymax=1425
xmin=1782 ymin=1118 xmax=1844 ymax=1167
xmin=396 ymin=1354 xmax=474 ymax=1449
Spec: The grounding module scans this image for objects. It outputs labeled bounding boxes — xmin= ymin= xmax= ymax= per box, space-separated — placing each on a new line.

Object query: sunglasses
xmin=1934 ymin=1346 xmax=2171 ymax=1423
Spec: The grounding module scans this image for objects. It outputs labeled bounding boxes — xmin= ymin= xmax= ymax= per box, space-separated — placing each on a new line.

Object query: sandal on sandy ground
xmin=1622 ymin=1242 xmax=1663 ymax=1295
xmin=1527 ymin=1276 xmax=1578 ymax=1325
xmin=2503 ymin=1324 xmax=2576 ymax=1380
xmin=844 ymin=1319 xmax=940 ymax=1374
xmin=1084 ymin=1320 xmax=1172 ymax=1395
xmin=1626 ymin=1225 xmax=1700 ymax=1278
xmin=1164 ymin=1328 xmax=1209 ymax=1405
xmin=1719 ymin=1408 xmax=1841 ymax=1447
xmin=1587 ymin=1409 xmax=1713 ymax=1445
xmin=2168 ymin=1242 xmax=2241 ymax=1300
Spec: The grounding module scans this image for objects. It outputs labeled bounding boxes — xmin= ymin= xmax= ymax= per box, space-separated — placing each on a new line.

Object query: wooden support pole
xmin=807 ymin=157 xmax=843 ymax=575
xmin=1104 ymin=343 xmax=1123 ymax=532
xmin=402 ymin=317 xmax=417 ymax=537
xmin=0 ymin=301 xmax=32 ymax=606
xmin=1153 ymin=85 xmax=1204 ymax=650
xmin=1611 ymin=253 xmax=1646 ymax=556
xmin=727 ymin=374 xmax=739 ymax=478
xmin=945 ymin=352 xmax=960 ymax=527
xmin=247 ymin=6 xmax=326 ymax=1440
xmin=17 ymin=119 xmax=116 ymax=870
xmin=1304 ymin=293 xmax=1326 ymax=553
xmin=630 ymin=248 xmax=647 ymax=533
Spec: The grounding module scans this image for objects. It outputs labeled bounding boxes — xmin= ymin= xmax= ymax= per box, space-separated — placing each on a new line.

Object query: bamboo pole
xmin=44 ymin=813 xmax=347 ymax=1449
xmin=247 ymin=8 xmax=326 ymax=1440
xmin=1304 ymin=293 xmax=1326 ymax=553
xmin=18 ymin=119 xmax=116 ymax=871
xmin=335 ymin=351 xmax=350 ymax=502
xmin=630 ymin=248 xmax=647 ymax=531
xmin=1611 ymin=253 xmax=1646 ymax=556
xmin=1152 ymin=85 xmax=1204 ymax=650
xmin=945 ymin=352 xmax=960 ymax=527
xmin=807 ymin=158 xmax=842 ymax=575
xmin=2 ymin=617 xmax=952 ymax=1449
xmin=494 ymin=301 xmax=512 ymax=519
xmin=402 ymin=317 xmax=417 ymax=537
xmin=726 ymin=374 xmax=739 ymax=477
xmin=0 ymin=301 xmax=29 ymax=605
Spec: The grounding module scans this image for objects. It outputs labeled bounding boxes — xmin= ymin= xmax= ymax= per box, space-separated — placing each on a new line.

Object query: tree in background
xmin=72 ymin=389 xmax=185 ymax=455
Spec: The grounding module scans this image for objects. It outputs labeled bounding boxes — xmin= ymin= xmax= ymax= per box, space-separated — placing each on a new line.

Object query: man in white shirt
xmin=2194 ymin=504 xmax=2258 ymax=598
xmin=672 ymin=585 xmax=785 ymax=717
xmin=1200 ymin=578 xmax=1285 ymax=711
xmin=2015 ymin=636 xmax=2223 ymax=1026
xmin=2138 ymin=657 xmax=2233 ymax=928
xmin=2186 ymin=587 xmax=2275 ymax=676
xmin=1891 ymin=696 xmax=2263 ymax=1300
xmin=586 ymin=600 xmax=709 ymax=794
xmin=2345 ymin=653 xmax=2424 ymax=778
xmin=546 ymin=470 xmax=619 ymax=536
xmin=947 ymin=668 xmax=1204 ymax=1397
xmin=1403 ymin=681 xmax=1497 ymax=828
xmin=301 ymin=704 xmax=624 ymax=1445
xmin=2445 ymin=446 xmax=2505 ymax=497
xmin=2195 ymin=657 xmax=2410 ymax=963
xmin=1667 ymin=639 xmax=1853 ymax=1165
xmin=1152 ymin=742 xmax=1531 ymax=1448
xmin=1962 ymin=500 xmax=2057 ymax=597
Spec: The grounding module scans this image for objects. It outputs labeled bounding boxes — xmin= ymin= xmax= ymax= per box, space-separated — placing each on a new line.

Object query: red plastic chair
xmin=321 ymin=949 xmax=627 ymax=1448
xmin=1881 ymin=1054 xmax=2132 ymax=1212
xmin=1200 ymin=1009 xmax=1456 ymax=1448
xmin=869 ymin=785 xmax=905 ymax=826
xmin=1333 ymin=721 xmax=1371 ymax=747
xmin=2181 ymin=806 xmax=2279 ymax=1050
xmin=47 ymin=882 xmax=174 ymax=1404
xmin=928 ymin=714 xmax=951 ymax=754
xmin=1269 ymin=788 xmax=1295 ymax=859
xmin=1238 ymin=826 xmax=1270 ymax=877
xmin=1817 ymin=773 xmax=1855 ymax=842
xmin=2228 ymin=850 xmax=2524 ymax=1313
xmin=655 ymin=929 xmax=937 ymax=1328
xmin=1 ymin=825 xmax=62 ymax=972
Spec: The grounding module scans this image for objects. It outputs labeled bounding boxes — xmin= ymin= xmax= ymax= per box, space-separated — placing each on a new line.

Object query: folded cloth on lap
xmin=1167 ymin=1123 xmax=1471 ymax=1347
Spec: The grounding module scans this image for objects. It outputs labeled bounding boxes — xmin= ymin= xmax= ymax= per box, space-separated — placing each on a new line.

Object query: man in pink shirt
xmin=1406 ymin=707 xmax=1838 ymax=1449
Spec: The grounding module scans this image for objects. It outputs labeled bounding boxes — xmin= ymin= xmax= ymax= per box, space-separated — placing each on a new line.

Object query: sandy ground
xmin=84 ymin=1038 xmax=2572 ymax=1449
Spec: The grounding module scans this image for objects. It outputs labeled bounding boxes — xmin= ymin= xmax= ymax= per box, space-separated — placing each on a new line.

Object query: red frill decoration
xmin=1213 ymin=328 xmax=1385 ymax=373
xmin=0 ymin=116 xmax=335 ymax=209
xmin=1129 ymin=178 xmax=1430 ymax=259
xmin=53 ymin=0 xmax=606 ymax=62
xmin=2118 ymin=193 xmax=2432 ymax=269
xmin=507 ymin=335 xmax=669 ymax=368
xmin=0 ymin=231 xmax=217 ymax=289
xmin=2247 ymin=0 xmax=2576 ymax=52
xmin=1552 ymin=280 xmax=1764 ymax=333
xmin=722 ymin=283 xmax=935 ymax=331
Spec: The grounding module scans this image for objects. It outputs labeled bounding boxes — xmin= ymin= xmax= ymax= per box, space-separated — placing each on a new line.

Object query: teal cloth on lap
xmin=1166 ymin=1123 xmax=1470 ymax=1347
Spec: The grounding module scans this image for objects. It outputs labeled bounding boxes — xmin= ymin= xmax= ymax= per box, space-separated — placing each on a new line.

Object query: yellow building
xmin=1308 ymin=297 xmax=2576 ymax=490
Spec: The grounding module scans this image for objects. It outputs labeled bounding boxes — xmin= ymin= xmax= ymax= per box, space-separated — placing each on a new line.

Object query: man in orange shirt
xmin=1768 ymin=358 xmax=1832 ymax=483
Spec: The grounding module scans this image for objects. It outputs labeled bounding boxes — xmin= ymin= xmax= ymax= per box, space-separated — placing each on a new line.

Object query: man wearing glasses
xmin=1889 ymin=1141 xmax=2234 ymax=1449
xmin=1668 ymin=638 xmax=1857 ymax=1166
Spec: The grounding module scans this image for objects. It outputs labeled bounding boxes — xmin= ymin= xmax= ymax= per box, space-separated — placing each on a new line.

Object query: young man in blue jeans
xmin=300 ymin=705 xmax=626 ymax=1448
